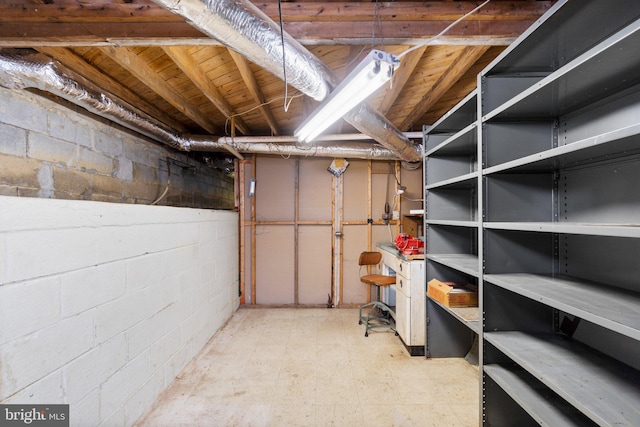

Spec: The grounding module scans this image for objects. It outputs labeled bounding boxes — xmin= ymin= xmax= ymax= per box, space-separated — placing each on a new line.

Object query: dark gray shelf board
xmin=424 ymin=123 xmax=477 ymax=157
xmin=485 ymin=331 xmax=640 ymax=426
xmin=425 ymin=220 xmax=479 ymax=228
xmin=425 ymin=171 xmax=478 ymax=190
xmin=427 ymin=296 xmax=479 ymax=334
xmin=483 ymin=364 xmax=598 ymax=427
xmin=426 ymin=254 xmax=479 ymax=278
xmin=483 ymin=121 xmax=640 ymax=175
xmin=484 ymin=273 xmax=640 ymax=341
xmin=428 ymin=89 xmax=477 ymax=134
xmin=484 ymin=222 xmax=640 ymax=238
xmin=484 ymin=0 xmax=640 ymax=76
xmin=483 ymin=18 xmax=640 ymax=121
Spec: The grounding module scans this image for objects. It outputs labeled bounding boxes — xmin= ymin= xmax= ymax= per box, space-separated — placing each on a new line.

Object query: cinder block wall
xmin=0 ymin=196 xmax=240 ymax=426
xmin=0 ymin=87 xmax=234 ymax=209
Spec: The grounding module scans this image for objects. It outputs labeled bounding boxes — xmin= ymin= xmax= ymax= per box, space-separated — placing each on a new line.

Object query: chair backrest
xmin=359 ymin=251 xmax=382 ymax=267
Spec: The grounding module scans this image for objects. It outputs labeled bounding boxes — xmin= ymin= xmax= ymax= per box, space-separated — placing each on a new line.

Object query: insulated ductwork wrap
xmin=0 ymin=50 xmax=413 ymax=160
xmin=157 ymin=0 xmax=333 ymax=101
xmin=0 ymin=50 xmax=191 ymax=151
xmin=192 ymin=137 xmax=399 ymax=160
xmin=152 ymin=0 xmax=422 ymax=162
xmin=345 ymin=104 xmax=422 ymax=163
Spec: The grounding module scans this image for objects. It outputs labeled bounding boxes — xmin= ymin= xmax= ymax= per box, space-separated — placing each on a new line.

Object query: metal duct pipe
xmin=193 ymin=137 xmax=399 ymax=160
xmin=0 ymin=50 xmax=406 ymax=160
xmin=0 ymin=50 xmax=192 ymax=151
xmin=151 ymin=0 xmax=422 ymax=162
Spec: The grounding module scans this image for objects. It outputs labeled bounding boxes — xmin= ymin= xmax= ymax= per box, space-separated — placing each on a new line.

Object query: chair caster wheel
xmin=365 ymin=332 xmax=369 ymax=337
xmin=358 ymin=320 xmax=362 ymax=325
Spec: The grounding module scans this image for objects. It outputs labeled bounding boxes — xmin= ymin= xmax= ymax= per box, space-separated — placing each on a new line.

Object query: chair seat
xmin=360 ymin=274 xmax=396 ymax=287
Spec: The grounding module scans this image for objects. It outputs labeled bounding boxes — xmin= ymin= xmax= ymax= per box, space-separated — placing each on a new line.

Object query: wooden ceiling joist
xmin=400 ymin=45 xmax=489 ymax=131
xmin=101 ymin=45 xmax=222 ymax=135
xmin=35 ymin=46 xmax=189 ymax=133
xmin=0 ymin=1 xmax=555 ymax=47
xmin=162 ymin=46 xmax=251 ymax=135
xmin=227 ymin=49 xmax=281 ymax=136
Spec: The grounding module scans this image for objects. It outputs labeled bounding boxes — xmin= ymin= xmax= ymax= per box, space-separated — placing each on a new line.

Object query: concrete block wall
xmin=0 ymin=196 xmax=240 ymax=426
xmin=0 ymin=87 xmax=234 ymax=209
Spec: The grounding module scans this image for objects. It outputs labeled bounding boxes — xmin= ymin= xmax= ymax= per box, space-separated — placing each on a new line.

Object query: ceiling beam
xmin=0 ymin=1 xmax=555 ymax=47
xmin=377 ymin=46 xmax=427 ymax=115
xmin=399 ymin=45 xmax=489 ymax=131
xmin=162 ymin=46 xmax=251 ymax=135
xmin=227 ymin=49 xmax=281 ymax=136
xmin=100 ymin=46 xmax=222 ymax=135
xmin=35 ymin=47 xmax=189 ymax=134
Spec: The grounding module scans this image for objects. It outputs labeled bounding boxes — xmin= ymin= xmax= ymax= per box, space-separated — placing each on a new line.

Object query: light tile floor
xmin=134 ymin=308 xmax=479 ymax=427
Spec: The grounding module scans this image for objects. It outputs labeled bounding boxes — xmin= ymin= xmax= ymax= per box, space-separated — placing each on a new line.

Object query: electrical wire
xmin=278 ymin=0 xmax=290 ymax=112
xmin=151 ymin=158 xmax=171 ymax=205
xmin=224 ymin=93 xmax=304 ymax=132
xmin=398 ymin=0 xmax=492 ymax=59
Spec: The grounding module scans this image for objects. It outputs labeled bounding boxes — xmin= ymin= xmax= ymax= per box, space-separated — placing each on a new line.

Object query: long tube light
xmin=295 ymin=50 xmax=400 ymax=143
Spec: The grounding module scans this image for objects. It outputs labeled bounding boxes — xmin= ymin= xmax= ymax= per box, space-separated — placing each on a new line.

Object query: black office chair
xmin=357 ymin=251 xmax=397 ymax=337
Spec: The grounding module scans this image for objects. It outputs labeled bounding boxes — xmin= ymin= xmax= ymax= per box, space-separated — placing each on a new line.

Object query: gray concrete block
xmin=28 ymin=132 xmax=77 ymax=165
xmin=48 ymin=113 xmax=92 ymax=149
xmin=0 ymin=89 xmax=48 ymax=134
xmin=0 ymin=124 xmax=27 ymax=157
xmin=95 ymin=129 xmax=124 ymax=158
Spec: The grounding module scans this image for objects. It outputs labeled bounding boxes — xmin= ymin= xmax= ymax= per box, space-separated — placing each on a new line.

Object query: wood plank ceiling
xmin=0 ymin=0 xmax=556 ymax=153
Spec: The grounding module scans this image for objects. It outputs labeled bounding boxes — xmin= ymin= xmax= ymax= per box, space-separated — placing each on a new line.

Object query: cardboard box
xmin=402 ymin=215 xmax=423 ymax=238
xmin=427 ymin=279 xmax=478 ymax=307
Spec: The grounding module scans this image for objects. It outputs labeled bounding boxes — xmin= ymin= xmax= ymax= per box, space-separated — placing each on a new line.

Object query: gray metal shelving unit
xmin=423 ymin=90 xmax=480 ymax=359
xmin=478 ymin=0 xmax=640 ymax=425
xmin=423 ymin=0 xmax=640 ymax=423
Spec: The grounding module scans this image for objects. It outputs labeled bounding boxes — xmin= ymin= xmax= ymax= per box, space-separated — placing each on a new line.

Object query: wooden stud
xmin=238 ymin=158 xmax=245 ymax=305
xmin=251 ymin=155 xmax=257 ymax=305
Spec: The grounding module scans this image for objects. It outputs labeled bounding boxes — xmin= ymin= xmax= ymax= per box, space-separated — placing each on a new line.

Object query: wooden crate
xmin=427 ymin=279 xmax=478 ymax=307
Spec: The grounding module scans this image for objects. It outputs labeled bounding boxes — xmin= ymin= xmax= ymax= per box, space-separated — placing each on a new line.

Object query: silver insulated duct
xmin=151 ymin=0 xmax=422 ymax=162
xmin=0 ymin=50 xmax=402 ymax=160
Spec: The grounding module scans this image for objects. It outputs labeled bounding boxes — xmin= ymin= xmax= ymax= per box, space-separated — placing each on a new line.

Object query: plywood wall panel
xmin=341 ymin=224 xmax=369 ymax=305
xmin=256 ymin=157 xmax=296 ymax=221
xmin=372 ymin=171 xmax=391 ymax=223
xmin=299 ymin=158 xmax=332 ymax=221
xmin=400 ymin=166 xmax=424 ymax=216
xmin=298 ymin=225 xmax=332 ymax=305
xmin=256 ymin=225 xmax=294 ymax=304
xmin=343 ymin=160 xmax=368 ymax=222
xmin=243 ymin=225 xmax=253 ymax=304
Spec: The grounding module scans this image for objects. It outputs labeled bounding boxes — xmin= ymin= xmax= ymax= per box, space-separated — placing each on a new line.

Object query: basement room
xmin=1 ymin=0 xmax=640 ymax=426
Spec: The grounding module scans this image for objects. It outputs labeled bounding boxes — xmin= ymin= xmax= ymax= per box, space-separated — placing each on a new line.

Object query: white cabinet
xmin=377 ymin=243 xmax=425 ymax=356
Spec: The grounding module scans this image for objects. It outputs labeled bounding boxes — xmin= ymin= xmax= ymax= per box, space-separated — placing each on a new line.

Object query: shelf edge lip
xmin=424 ymin=122 xmax=478 ymax=157
xmin=425 ymin=171 xmax=478 ymax=190
xmin=426 ymin=220 xmax=479 ymax=228
xmin=482 ymin=122 xmax=640 ymax=175
xmin=481 ymin=17 xmax=640 ymax=121
xmin=483 ymin=273 xmax=640 ymax=341
xmin=483 ymin=222 xmax=640 ymax=238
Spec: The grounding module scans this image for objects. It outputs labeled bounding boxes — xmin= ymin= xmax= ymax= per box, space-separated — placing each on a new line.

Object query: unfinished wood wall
xmin=240 ymin=155 xmax=422 ymax=307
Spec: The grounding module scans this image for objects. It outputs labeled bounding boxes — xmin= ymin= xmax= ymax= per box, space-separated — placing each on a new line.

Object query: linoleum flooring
xmin=134 ymin=307 xmax=479 ymax=426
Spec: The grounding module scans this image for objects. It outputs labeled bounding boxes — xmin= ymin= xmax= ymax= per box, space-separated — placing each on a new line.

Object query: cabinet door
xmin=395 ymin=284 xmax=411 ymax=345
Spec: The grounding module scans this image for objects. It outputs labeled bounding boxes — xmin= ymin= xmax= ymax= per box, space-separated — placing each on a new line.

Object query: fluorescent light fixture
xmin=295 ymin=49 xmax=400 ymax=143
